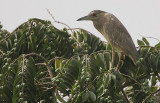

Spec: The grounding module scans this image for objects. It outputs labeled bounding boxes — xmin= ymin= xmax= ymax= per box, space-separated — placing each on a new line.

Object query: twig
xmin=22 ymin=56 xmax=25 ymax=94
xmin=12 ymin=53 xmax=54 ymax=79
xmin=142 ymin=88 xmax=160 ymax=103
xmin=137 ymin=73 xmax=146 ymax=80
xmin=68 ymin=27 xmax=108 ymax=43
xmin=89 ymin=50 xmax=110 ymax=57
xmin=0 ymin=33 xmax=10 ymax=43
xmin=119 ymin=73 xmax=155 ymax=92
xmin=121 ymin=89 xmax=130 ymax=103
xmin=46 ymin=8 xmax=71 ymax=29
xmin=39 ymin=77 xmax=51 ymax=81
xmin=62 ymin=54 xmax=85 ymax=71
xmin=139 ymin=34 xmax=160 ymax=42
xmin=136 ymin=45 xmax=159 ymax=53
xmin=67 ymin=28 xmax=93 ymax=35
xmin=140 ymin=45 xmax=158 ymax=51
xmin=0 ymin=22 xmax=26 ymax=43
xmin=68 ymin=27 xmax=109 ymax=47
xmin=43 ymin=87 xmax=54 ymax=91
xmin=48 ymin=57 xmax=67 ymax=64
xmin=36 ymin=82 xmax=53 ymax=85
xmin=0 ymin=49 xmax=4 ymax=55
xmin=23 ymin=53 xmax=59 ymax=96
xmin=46 ymin=9 xmax=82 ymax=47
xmin=35 ymin=63 xmax=46 ymax=66
xmin=139 ymin=45 xmax=155 ymax=48
xmin=118 ymin=71 xmax=141 ymax=85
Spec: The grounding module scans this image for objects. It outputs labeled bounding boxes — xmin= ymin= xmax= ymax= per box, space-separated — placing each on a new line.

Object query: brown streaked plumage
xmin=77 ymin=10 xmax=139 ymax=68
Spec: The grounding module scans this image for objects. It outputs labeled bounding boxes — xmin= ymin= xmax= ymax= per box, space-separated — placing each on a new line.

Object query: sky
xmin=0 ymin=0 xmax=160 ymax=46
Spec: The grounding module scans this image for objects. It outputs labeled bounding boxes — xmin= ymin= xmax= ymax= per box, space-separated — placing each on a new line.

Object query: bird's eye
xmin=92 ymin=13 xmax=97 ymax=16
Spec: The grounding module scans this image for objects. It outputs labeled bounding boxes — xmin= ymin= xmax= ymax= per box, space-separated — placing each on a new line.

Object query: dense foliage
xmin=0 ymin=18 xmax=160 ymax=103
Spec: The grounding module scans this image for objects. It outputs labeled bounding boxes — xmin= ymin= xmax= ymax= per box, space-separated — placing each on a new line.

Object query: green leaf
xmin=78 ymin=32 xmax=84 ymax=42
xmin=106 ymin=43 xmax=112 ymax=50
xmin=156 ymin=55 xmax=160 ymax=72
xmin=150 ymin=86 xmax=158 ymax=93
xmin=137 ymin=40 xmax=145 ymax=46
xmin=82 ymin=92 xmax=89 ymax=103
xmin=140 ymin=47 xmax=148 ymax=57
xmin=12 ymin=57 xmax=36 ymax=103
xmin=56 ymin=92 xmax=67 ymax=103
xmin=155 ymin=42 xmax=160 ymax=49
xmin=55 ymin=58 xmax=63 ymax=69
xmin=142 ymin=37 xmax=149 ymax=45
xmin=88 ymin=91 xmax=96 ymax=102
xmin=111 ymin=73 xmax=116 ymax=86
xmin=96 ymin=77 xmax=103 ymax=93
xmin=151 ymin=76 xmax=156 ymax=87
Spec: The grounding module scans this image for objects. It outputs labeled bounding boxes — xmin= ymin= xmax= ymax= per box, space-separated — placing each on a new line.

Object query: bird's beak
xmin=77 ymin=15 xmax=91 ymax=21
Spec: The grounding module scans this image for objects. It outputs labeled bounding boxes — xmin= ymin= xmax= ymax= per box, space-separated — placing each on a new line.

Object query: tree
xmin=0 ymin=18 xmax=160 ymax=103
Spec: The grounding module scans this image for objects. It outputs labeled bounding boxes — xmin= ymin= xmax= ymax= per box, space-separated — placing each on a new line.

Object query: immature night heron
xmin=77 ymin=10 xmax=139 ymax=69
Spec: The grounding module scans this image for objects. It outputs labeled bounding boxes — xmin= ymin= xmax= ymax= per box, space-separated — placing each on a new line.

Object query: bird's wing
xmin=104 ymin=14 xmax=137 ymax=56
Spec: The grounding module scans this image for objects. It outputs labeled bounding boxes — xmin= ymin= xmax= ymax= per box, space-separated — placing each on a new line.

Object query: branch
xmin=35 ymin=63 xmax=46 ymax=66
xmin=24 ymin=53 xmax=54 ymax=79
xmin=142 ymin=88 xmax=160 ymax=103
xmin=121 ymin=89 xmax=130 ymax=103
xmin=12 ymin=53 xmax=54 ymax=79
xmin=48 ymin=57 xmax=67 ymax=65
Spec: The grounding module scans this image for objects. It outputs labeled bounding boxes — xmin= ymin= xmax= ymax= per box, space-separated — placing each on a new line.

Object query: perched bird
xmin=77 ymin=10 xmax=139 ymax=69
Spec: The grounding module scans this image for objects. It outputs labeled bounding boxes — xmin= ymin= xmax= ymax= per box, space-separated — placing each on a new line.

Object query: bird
xmin=77 ymin=10 xmax=139 ymax=70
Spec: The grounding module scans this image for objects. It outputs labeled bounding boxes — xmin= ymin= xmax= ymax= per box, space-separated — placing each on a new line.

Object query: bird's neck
xmin=93 ymin=20 xmax=105 ymax=35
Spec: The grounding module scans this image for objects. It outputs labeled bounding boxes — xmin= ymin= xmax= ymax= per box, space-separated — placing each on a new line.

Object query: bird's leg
xmin=111 ymin=49 xmax=115 ymax=68
xmin=116 ymin=52 xmax=123 ymax=71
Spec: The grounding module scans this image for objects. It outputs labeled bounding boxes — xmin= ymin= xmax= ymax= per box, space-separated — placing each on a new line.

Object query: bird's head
xmin=77 ymin=10 xmax=106 ymax=21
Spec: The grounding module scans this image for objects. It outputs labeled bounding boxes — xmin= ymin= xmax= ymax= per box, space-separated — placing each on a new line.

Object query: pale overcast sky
xmin=0 ymin=0 xmax=160 ymax=46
